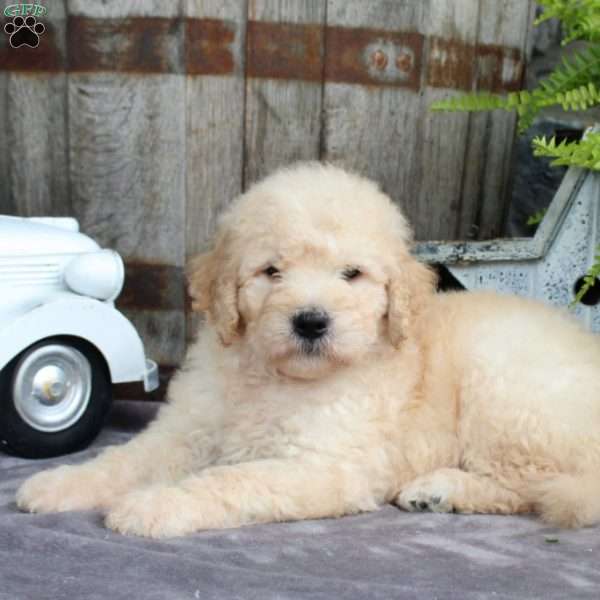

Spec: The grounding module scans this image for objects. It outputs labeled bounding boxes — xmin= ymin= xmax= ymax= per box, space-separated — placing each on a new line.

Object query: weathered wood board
xmin=244 ymin=0 xmax=326 ymax=186
xmin=323 ymin=0 xmax=534 ymax=241
xmin=185 ymin=0 xmax=246 ymax=254
xmin=0 ymin=0 xmax=69 ymax=217
xmin=323 ymin=0 xmax=427 ymax=236
xmin=458 ymin=0 xmax=537 ymax=240
xmin=184 ymin=0 xmax=248 ymax=340
xmin=413 ymin=0 xmax=480 ymax=241
xmin=67 ymin=1 xmax=187 ymax=368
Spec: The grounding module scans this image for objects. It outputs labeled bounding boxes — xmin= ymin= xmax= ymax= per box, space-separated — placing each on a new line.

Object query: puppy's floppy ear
xmin=187 ymin=252 xmax=216 ymax=313
xmin=387 ymin=250 xmax=437 ymax=347
xmin=186 ymin=235 xmax=241 ymax=346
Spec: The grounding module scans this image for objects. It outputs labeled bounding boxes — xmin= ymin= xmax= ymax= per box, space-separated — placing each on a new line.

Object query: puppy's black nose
xmin=292 ymin=309 xmax=330 ymax=340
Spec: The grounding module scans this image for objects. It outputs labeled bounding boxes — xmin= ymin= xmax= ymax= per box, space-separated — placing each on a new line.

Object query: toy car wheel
xmin=0 ymin=338 xmax=112 ymax=458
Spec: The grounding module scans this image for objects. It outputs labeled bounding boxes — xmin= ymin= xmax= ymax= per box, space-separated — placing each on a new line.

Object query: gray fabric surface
xmin=2 ymin=401 xmax=599 ymax=600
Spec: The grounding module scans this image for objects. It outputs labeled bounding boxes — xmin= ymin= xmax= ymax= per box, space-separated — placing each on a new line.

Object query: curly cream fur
xmin=16 ymin=163 xmax=600 ymax=537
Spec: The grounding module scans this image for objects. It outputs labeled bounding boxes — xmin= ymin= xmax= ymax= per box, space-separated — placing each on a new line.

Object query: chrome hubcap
xmin=13 ymin=344 xmax=92 ymax=432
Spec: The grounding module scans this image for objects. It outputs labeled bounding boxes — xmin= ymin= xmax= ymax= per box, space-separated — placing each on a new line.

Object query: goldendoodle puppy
xmin=17 ymin=163 xmax=600 ymax=537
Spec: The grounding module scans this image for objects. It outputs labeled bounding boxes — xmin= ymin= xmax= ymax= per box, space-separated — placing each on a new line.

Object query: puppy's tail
xmin=530 ymin=472 xmax=600 ymax=528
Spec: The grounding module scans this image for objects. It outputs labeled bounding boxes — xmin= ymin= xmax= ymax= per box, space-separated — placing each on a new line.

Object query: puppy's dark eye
xmin=342 ymin=267 xmax=362 ymax=281
xmin=263 ymin=265 xmax=280 ymax=278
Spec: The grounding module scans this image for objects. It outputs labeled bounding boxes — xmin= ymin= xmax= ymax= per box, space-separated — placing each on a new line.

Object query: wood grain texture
xmin=244 ymin=0 xmax=326 ymax=187
xmin=67 ymin=0 xmax=181 ymax=18
xmin=323 ymin=0 xmax=426 ymax=237
xmin=185 ymin=0 xmax=246 ymax=255
xmin=186 ymin=17 xmax=238 ymax=76
xmin=67 ymin=1 xmax=187 ymax=366
xmin=67 ymin=16 xmax=184 ymax=74
xmin=324 ymin=0 xmax=532 ymax=242
xmin=459 ymin=0 xmax=535 ymax=240
xmin=0 ymin=0 xmax=69 ymax=216
xmin=185 ymin=0 xmax=248 ymax=341
xmin=410 ymin=0 xmax=479 ymax=241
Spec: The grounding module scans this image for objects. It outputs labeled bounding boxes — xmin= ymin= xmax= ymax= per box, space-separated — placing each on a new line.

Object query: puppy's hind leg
xmin=395 ymin=468 xmax=529 ymax=515
xmin=529 ymin=472 xmax=600 ymax=528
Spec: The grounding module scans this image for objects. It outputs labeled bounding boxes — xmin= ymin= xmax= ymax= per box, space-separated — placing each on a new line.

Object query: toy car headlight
xmin=64 ymin=250 xmax=124 ymax=302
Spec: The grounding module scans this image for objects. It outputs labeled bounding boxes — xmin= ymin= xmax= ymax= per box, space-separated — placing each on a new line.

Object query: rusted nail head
xmin=371 ymin=49 xmax=388 ymax=70
xmin=396 ymin=51 xmax=413 ymax=72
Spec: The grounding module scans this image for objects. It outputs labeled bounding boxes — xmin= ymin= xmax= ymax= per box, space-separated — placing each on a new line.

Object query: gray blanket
xmin=2 ymin=401 xmax=599 ymax=600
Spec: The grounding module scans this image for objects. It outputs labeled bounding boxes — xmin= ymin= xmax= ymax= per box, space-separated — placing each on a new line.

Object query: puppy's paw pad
xmin=396 ymin=480 xmax=454 ymax=513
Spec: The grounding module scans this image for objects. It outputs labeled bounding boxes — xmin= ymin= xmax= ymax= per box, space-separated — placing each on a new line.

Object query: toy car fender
xmin=0 ymin=295 xmax=158 ymax=390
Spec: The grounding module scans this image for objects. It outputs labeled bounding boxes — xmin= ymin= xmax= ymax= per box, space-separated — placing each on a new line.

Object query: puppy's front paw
xmin=17 ymin=465 xmax=113 ymax=513
xmin=105 ymin=486 xmax=201 ymax=538
xmin=395 ymin=474 xmax=455 ymax=514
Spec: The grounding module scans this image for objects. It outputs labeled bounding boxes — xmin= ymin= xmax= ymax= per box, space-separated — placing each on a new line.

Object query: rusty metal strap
xmin=0 ymin=16 xmax=523 ymax=91
xmin=117 ymin=261 xmax=188 ymax=312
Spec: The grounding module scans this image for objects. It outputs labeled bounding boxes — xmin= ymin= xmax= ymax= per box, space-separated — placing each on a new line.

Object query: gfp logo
xmin=3 ymin=4 xmax=46 ymax=48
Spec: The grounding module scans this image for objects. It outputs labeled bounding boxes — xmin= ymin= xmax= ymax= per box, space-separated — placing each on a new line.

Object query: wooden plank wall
xmin=245 ymin=0 xmax=326 ymax=184
xmin=185 ymin=0 xmax=247 ymax=344
xmin=323 ymin=0 xmax=428 ymax=234
xmin=0 ymin=0 xmax=534 ymax=379
xmin=1 ymin=1 xmax=69 ymax=216
xmin=68 ymin=0 xmax=187 ymax=377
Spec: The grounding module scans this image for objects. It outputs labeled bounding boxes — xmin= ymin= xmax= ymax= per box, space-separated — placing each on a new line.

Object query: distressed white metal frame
xmin=415 ymin=166 xmax=600 ymax=332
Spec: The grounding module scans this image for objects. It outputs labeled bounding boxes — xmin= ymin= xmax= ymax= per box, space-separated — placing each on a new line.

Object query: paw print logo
xmin=4 ymin=15 xmax=45 ymax=48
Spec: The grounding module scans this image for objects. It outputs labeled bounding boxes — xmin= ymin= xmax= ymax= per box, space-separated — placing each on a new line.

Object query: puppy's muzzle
xmin=292 ymin=308 xmax=330 ymax=342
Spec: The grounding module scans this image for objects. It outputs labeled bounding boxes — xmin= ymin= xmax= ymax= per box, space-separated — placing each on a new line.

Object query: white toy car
xmin=0 ymin=215 xmax=158 ymax=458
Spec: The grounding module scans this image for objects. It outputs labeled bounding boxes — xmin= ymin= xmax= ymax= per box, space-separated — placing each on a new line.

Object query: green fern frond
xmin=536 ymin=0 xmax=600 ymax=43
xmin=431 ymin=45 xmax=600 ymax=133
xmin=539 ymin=82 xmax=600 ymax=110
xmin=566 ymin=16 xmax=600 ymax=43
xmin=532 ymin=133 xmax=600 ymax=169
xmin=431 ymin=91 xmax=532 ymax=114
xmin=572 ymin=246 xmax=600 ymax=305
xmin=540 ymin=46 xmax=600 ymax=95
xmin=526 ymin=209 xmax=547 ymax=226
xmin=515 ymin=46 xmax=600 ymax=129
